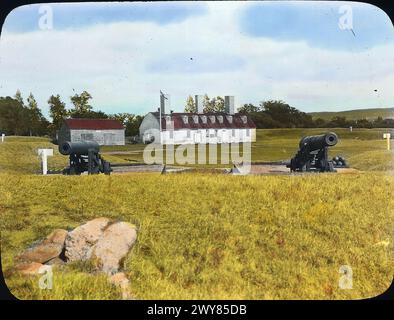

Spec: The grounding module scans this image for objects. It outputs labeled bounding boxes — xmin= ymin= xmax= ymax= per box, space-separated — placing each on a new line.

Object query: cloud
xmin=146 ymin=53 xmax=245 ymax=74
xmin=3 ymin=2 xmax=208 ymax=33
xmin=239 ymin=1 xmax=394 ymax=51
xmin=0 ymin=1 xmax=393 ymax=118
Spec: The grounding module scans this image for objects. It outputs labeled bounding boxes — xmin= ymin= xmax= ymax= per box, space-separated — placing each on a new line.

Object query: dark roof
xmin=64 ymin=118 xmax=124 ymax=130
xmin=151 ymin=112 xmax=256 ymax=130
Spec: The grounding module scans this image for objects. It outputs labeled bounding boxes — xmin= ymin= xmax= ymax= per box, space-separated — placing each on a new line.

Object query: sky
xmin=0 ymin=1 xmax=393 ymax=118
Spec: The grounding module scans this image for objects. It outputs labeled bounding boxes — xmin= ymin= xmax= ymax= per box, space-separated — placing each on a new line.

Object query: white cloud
xmin=0 ymin=1 xmax=393 ymax=118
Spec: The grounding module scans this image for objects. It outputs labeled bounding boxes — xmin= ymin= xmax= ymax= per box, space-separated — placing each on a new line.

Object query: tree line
xmin=1 ymin=91 xmax=392 ymax=138
xmin=184 ymin=95 xmax=394 ymax=129
xmin=0 ymin=90 xmax=143 ymax=137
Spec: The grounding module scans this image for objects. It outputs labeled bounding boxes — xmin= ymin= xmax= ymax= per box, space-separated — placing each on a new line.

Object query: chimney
xmin=224 ymin=96 xmax=234 ymax=115
xmin=160 ymin=92 xmax=170 ymax=115
xmin=195 ymin=95 xmax=204 ymax=113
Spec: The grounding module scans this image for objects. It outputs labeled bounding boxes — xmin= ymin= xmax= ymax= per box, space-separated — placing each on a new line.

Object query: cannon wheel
xmin=103 ymin=161 xmax=111 ymax=175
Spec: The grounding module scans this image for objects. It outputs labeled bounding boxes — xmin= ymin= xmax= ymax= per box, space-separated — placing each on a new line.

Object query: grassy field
xmin=102 ymin=128 xmax=394 ymax=171
xmin=1 ymin=129 xmax=393 ymax=300
xmin=309 ymin=107 xmax=394 ymax=121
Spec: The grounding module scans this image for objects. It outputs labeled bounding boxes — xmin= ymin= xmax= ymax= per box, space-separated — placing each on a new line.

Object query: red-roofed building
xmin=58 ymin=118 xmax=125 ymax=146
xmin=139 ymin=95 xmax=256 ymax=145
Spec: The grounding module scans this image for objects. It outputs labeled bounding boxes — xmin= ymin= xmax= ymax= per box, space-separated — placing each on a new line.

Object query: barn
xmin=139 ymin=95 xmax=256 ymax=145
xmin=58 ymin=118 xmax=125 ymax=146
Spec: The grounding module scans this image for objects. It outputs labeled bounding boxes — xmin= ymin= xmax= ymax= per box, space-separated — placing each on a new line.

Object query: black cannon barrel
xmin=299 ymin=132 xmax=338 ymax=150
xmin=59 ymin=141 xmax=100 ymax=155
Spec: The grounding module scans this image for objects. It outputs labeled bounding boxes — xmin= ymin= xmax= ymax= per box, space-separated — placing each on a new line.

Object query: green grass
xmin=0 ymin=130 xmax=393 ymax=300
xmin=309 ymin=108 xmax=394 ymax=121
xmin=2 ymin=129 xmax=392 ymax=172
xmin=103 ymin=128 xmax=394 ymax=171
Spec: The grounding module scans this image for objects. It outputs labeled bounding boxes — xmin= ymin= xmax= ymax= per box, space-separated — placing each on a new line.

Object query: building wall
xmin=69 ymin=129 xmax=125 ymax=145
xmin=58 ymin=124 xmax=71 ymax=145
xmin=139 ymin=113 xmax=160 ymax=143
xmin=160 ymin=128 xmax=255 ymax=145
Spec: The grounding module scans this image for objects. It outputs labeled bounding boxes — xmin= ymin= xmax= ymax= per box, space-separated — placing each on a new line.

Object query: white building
xmin=139 ymin=95 xmax=256 ymax=145
xmin=58 ymin=118 xmax=125 ymax=146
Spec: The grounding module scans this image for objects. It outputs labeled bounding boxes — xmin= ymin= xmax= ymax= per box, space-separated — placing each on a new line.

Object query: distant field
xmin=1 ymin=129 xmax=393 ymax=300
xmin=309 ymin=108 xmax=394 ymax=121
xmin=1 ymin=128 xmax=393 ymax=172
xmin=103 ymin=128 xmax=394 ymax=171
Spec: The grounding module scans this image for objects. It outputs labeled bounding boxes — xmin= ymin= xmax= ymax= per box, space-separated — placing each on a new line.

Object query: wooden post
xmin=383 ymin=133 xmax=391 ymax=151
xmin=37 ymin=149 xmax=53 ymax=175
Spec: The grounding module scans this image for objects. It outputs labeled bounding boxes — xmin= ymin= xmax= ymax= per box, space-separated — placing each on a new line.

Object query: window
xmin=226 ymin=115 xmax=233 ymax=124
xmin=217 ymin=115 xmax=223 ymax=124
xmin=170 ymin=130 xmax=173 ymax=139
xmin=209 ymin=115 xmax=216 ymax=123
xmin=81 ymin=133 xmax=94 ymax=141
xmin=246 ymin=129 xmax=250 ymax=137
xmin=241 ymin=115 xmax=247 ymax=124
xmin=232 ymin=129 xmax=235 ymax=137
xmin=104 ymin=133 xmax=115 ymax=144
xmin=201 ymin=115 xmax=207 ymax=124
xmin=182 ymin=115 xmax=188 ymax=124
xmin=193 ymin=115 xmax=199 ymax=124
xmin=166 ymin=116 xmax=174 ymax=130
xmin=186 ymin=130 xmax=191 ymax=138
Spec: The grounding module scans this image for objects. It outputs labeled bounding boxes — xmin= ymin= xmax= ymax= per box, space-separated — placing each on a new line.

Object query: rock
xmin=109 ymin=272 xmax=130 ymax=287
xmin=15 ymin=262 xmax=45 ymax=275
xmin=109 ymin=272 xmax=133 ymax=300
xmin=46 ymin=257 xmax=66 ymax=266
xmin=91 ymin=222 xmax=137 ymax=274
xmin=65 ymin=217 xmax=111 ymax=262
xmin=45 ymin=229 xmax=68 ymax=245
xmin=17 ymin=229 xmax=68 ymax=264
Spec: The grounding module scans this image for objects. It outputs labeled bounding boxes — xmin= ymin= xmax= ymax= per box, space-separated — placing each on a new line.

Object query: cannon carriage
xmin=59 ymin=141 xmax=112 ymax=175
xmin=287 ymin=132 xmax=345 ymax=173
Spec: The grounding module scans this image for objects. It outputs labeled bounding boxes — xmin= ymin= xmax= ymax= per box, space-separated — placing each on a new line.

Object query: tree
xmin=48 ymin=94 xmax=68 ymax=135
xmin=14 ymin=89 xmax=24 ymax=106
xmin=184 ymin=95 xmax=196 ymax=113
xmin=260 ymin=100 xmax=313 ymax=128
xmin=109 ymin=113 xmax=143 ymax=136
xmin=0 ymin=96 xmax=30 ymax=135
xmin=314 ymin=118 xmax=327 ymax=128
xmin=202 ymin=94 xmax=214 ymax=113
xmin=238 ymin=103 xmax=260 ymax=114
xmin=127 ymin=115 xmax=143 ymax=137
xmin=328 ymin=116 xmax=349 ymax=128
xmin=26 ymin=93 xmax=47 ymax=136
xmin=70 ymin=91 xmax=93 ymax=117
xmin=213 ymin=96 xmax=225 ymax=112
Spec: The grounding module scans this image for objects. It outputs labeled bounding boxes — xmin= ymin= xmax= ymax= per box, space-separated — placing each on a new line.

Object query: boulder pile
xmin=14 ymin=218 xmax=137 ymax=298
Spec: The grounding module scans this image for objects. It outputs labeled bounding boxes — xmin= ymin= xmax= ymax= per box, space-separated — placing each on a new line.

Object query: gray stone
xmin=64 ymin=217 xmax=111 ymax=262
xmin=108 ymin=272 xmax=133 ymax=300
xmin=17 ymin=229 xmax=68 ymax=264
xmin=91 ymin=222 xmax=137 ymax=274
xmin=15 ymin=262 xmax=45 ymax=275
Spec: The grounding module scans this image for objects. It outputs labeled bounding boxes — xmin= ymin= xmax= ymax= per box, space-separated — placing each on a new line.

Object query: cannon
xmin=59 ymin=141 xmax=112 ymax=175
xmin=287 ymin=132 xmax=338 ymax=172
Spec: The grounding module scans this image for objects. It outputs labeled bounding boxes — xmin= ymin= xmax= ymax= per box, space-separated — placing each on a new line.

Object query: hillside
xmin=309 ymin=108 xmax=394 ymax=121
xmin=1 ymin=131 xmax=393 ymax=300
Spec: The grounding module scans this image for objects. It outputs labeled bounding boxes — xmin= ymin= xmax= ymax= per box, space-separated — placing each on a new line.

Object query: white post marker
xmin=37 ymin=149 xmax=53 ymax=175
xmin=1 ymin=133 xmax=5 ymax=142
xmin=349 ymin=126 xmax=352 ymax=132
xmin=383 ymin=133 xmax=391 ymax=151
